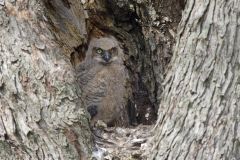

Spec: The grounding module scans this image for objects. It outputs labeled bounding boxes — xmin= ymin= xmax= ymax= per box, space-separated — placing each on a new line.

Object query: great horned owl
xmin=76 ymin=36 xmax=130 ymax=126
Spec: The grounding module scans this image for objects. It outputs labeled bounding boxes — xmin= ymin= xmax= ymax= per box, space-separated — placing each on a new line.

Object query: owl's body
xmin=76 ymin=37 xmax=129 ymax=126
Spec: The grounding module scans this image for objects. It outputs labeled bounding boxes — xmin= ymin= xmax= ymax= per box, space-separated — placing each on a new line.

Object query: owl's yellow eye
xmin=96 ymin=48 xmax=103 ymax=54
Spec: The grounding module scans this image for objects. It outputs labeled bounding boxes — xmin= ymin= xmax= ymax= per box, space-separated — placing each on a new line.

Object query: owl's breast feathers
xmin=76 ymin=52 xmax=129 ymax=126
xmin=77 ymin=36 xmax=128 ymax=124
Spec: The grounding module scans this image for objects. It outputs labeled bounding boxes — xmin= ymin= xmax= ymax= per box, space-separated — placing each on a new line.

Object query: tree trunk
xmin=0 ymin=0 xmax=92 ymax=159
xmin=150 ymin=0 xmax=240 ymax=159
xmin=4 ymin=0 xmax=238 ymax=159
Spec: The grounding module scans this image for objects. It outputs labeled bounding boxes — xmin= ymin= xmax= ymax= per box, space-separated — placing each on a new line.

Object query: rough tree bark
xmin=150 ymin=0 xmax=240 ymax=159
xmin=0 ymin=0 xmax=92 ymax=159
xmin=4 ymin=0 xmax=237 ymax=159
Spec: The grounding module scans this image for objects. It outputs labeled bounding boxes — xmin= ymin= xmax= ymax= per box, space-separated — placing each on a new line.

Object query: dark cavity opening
xmin=44 ymin=0 xmax=185 ymax=126
xmin=73 ymin=0 xmax=184 ymax=126
xmin=103 ymin=0 xmax=184 ymax=126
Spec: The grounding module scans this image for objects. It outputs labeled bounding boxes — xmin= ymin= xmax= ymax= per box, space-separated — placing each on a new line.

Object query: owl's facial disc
xmin=93 ymin=47 xmax=119 ymax=65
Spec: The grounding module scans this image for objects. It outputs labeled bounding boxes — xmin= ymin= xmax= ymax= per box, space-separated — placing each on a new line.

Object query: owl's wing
xmin=76 ymin=62 xmax=107 ymax=107
xmin=76 ymin=61 xmax=95 ymax=87
xmin=84 ymin=78 xmax=107 ymax=107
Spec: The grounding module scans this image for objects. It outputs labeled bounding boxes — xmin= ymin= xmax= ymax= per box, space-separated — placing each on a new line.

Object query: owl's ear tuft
xmin=110 ymin=47 xmax=118 ymax=55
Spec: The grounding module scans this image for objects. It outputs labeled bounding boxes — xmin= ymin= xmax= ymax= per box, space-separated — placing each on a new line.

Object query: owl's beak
xmin=102 ymin=51 xmax=112 ymax=62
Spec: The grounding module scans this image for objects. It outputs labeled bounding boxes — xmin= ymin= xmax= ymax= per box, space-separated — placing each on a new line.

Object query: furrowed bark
xmin=150 ymin=0 xmax=240 ymax=159
xmin=0 ymin=0 xmax=92 ymax=159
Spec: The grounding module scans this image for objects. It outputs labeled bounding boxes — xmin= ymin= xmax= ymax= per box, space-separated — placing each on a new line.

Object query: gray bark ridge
xmin=0 ymin=0 xmax=92 ymax=159
xmin=150 ymin=0 xmax=240 ymax=159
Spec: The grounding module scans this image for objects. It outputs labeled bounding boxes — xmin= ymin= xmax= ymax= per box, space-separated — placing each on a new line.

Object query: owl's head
xmin=87 ymin=37 xmax=123 ymax=65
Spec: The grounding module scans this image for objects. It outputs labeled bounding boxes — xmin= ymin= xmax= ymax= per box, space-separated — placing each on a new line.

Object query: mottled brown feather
xmin=76 ymin=36 xmax=130 ymax=126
